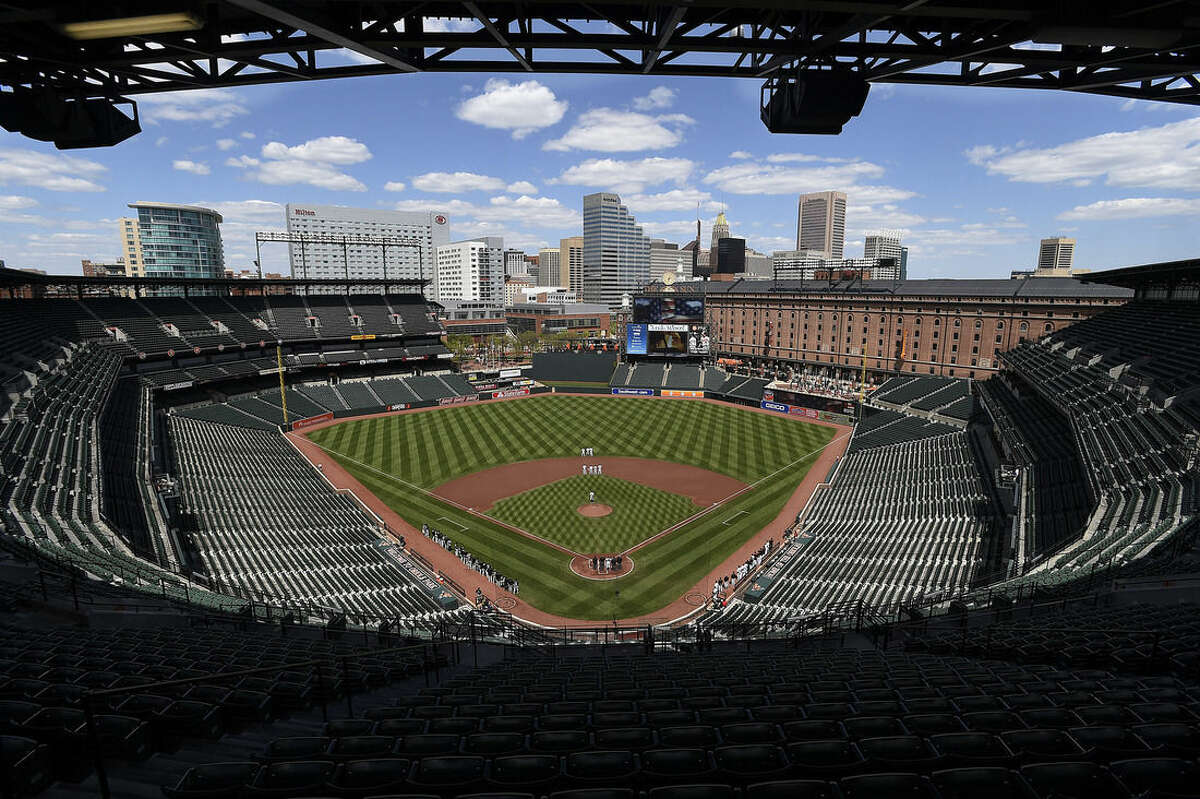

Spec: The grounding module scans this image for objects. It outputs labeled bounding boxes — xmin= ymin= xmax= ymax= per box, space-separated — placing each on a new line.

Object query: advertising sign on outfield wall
xmin=438 ymin=394 xmax=479 ymax=406
xmin=612 ymin=387 xmax=655 ymax=396
xmin=162 ymin=381 xmax=193 ymax=391
xmin=661 ymin=389 xmax=704 ymax=398
xmin=761 ymin=400 xmax=790 ymax=413
xmin=499 ymin=368 xmax=524 ymax=379
xmin=291 ymin=412 xmax=335 ymax=431
xmin=388 ymin=403 xmax=409 ymax=411
xmin=491 ymin=387 xmax=531 ymax=400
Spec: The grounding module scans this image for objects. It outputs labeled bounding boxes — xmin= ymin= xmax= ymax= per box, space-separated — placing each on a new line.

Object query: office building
xmin=559 ymin=236 xmax=584 ymax=296
xmin=507 ymin=301 xmax=610 ymax=336
xmin=537 ymin=247 xmax=562 ymax=286
xmin=650 ymin=239 xmax=687 ymax=282
xmin=709 ymin=210 xmax=730 ymax=272
xmin=796 ymin=190 xmax=847 ymax=260
xmin=746 ymin=250 xmax=773 ymax=278
xmin=864 ymin=232 xmax=903 ymax=263
xmin=504 ymin=275 xmax=533 ymax=306
xmin=434 ymin=236 xmax=504 ymax=304
xmin=285 ymin=204 xmax=449 ymax=293
xmin=582 ymin=192 xmax=650 ymax=307
xmin=120 ymin=202 xmax=225 ymax=280
xmin=504 ymin=249 xmax=528 ymax=277
xmin=715 ymin=237 xmax=746 ymax=275
xmin=1037 ymin=237 xmax=1076 ymax=273
xmin=900 ymin=246 xmax=909 ymax=280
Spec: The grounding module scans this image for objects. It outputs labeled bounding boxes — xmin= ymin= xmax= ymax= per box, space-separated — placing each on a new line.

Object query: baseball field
xmin=304 ymin=395 xmax=838 ymax=620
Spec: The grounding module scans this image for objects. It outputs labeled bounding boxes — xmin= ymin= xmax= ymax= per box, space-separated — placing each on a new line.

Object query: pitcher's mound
xmin=577 ymin=503 xmax=613 ymax=518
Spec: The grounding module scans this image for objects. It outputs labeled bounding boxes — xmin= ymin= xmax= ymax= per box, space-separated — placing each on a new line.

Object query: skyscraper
xmin=1037 ymin=237 xmax=1076 ymax=272
xmin=864 ymin=232 xmax=902 ymax=262
xmin=582 ymin=192 xmax=650 ymax=307
xmin=709 ymin=210 xmax=730 ymax=273
xmin=504 ymin=249 xmax=527 ymax=277
xmin=796 ymin=190 xmax=847 ymax=260
xmin=649 ymin=238 xmax=686 ymax=282
xmin=559 ymin=236 xmax=584 ymax=296
xmin=537 ymin=247 xmax=562 ymax=286
xmin=120 ymin=202 xmax=225 ymax=281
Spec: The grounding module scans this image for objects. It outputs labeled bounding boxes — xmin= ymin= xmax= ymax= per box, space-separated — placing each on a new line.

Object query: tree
xmin=445 ymin=334 xmax=474 ymax=363
xmin=517 ymin=330 xmax=540 ymax=356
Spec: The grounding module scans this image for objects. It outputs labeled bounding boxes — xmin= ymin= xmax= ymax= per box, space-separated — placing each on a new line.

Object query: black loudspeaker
xmin=761 ymin=71 xmax=871 ymax=134
xmin=0 ymin=88 xmax=140 ymax=149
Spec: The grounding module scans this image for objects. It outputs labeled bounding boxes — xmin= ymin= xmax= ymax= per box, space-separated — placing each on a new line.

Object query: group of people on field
xmin=422 ymin=523 xmax=519 ymax=598
xmin=712 ymin=537 xmax=775 ymax=608
xmin=590 ymin=554 xmax=624 ymax=574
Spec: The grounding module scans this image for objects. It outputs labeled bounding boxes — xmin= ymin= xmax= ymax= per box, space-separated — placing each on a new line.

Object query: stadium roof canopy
xmin=0 ymin=266 xmax=428 ymax=297
xmin=1078 ymin=257 xmax=1200 ymax=300
xmin=1 ymin=1 xmax=1198 ymax=146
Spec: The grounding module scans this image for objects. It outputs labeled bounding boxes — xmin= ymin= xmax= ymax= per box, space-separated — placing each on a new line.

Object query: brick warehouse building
xmin=647 ymin=276 xmax=1132 ymax=381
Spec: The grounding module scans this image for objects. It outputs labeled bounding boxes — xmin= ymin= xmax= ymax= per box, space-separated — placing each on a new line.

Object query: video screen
xmin=633 ymin=296 xmax=705 ymax=324
xmin=649 ymin=328 xmax=687 ymax=354
xmin=625 ymin=323 xmax=648 ymax=355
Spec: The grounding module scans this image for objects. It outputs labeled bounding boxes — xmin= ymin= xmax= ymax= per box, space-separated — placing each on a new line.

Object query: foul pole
xmin=276 ymin=344 xmax=289 ymax=427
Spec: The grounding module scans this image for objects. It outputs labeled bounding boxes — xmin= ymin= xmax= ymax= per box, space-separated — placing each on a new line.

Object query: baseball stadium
xmin=3 ymin=3 xmax=1200 ymax=799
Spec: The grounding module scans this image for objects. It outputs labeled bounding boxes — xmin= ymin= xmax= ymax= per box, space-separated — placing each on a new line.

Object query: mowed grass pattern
xmin=489 ymin=475 xmax=700 ymax=553
xmin=307 ymin=395 xmax=829 ymax=487
xmin=307 ymin=396 xmax=840 ymax=619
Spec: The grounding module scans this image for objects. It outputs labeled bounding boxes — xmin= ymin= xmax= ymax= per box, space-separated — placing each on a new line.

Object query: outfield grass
xmin=307 ymin=397 xmax=839 ymax=621
xmin=489 ymin=474 xmax=700 ymax=553
xmin=308 ymin=395 xmax=829 ymax=486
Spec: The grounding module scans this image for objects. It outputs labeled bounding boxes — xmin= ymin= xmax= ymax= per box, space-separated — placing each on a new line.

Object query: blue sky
xmin=1 ymin=68 xmax=1197 ymax=278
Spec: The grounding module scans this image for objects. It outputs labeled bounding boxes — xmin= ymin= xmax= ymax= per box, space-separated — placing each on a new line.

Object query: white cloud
xmin=552 ymin=156 xmax=694 ymax=193
xmin=199 ymin=199 xmax=284 ymax=221
xmin=239 ymin=131 xmax=255 ymax=139
xmin=506 ymin=180 xmax=538 ymax=194
xmin=624 ymin=188 xmax=721 ymax=213
xmin=391 ymin=194 xmax=579 ymax=231
xmin=384 ymin=181 xmax=406 ymax=192
xmin=729 ymin=150 xmax=752 ymax=159
xmin=0 ymin=148 xmax=107 ymax=192
xmin=173 ymin=159 xmax=211 ymax=175
xmin=423 ymin=18 xmax=479 ymax=33
xmin=1120 ymin=98 xmax=1195 ymax=113
xmin=641 ymin=219 xmax=705 ymax=239
xmin=966 ymin=117 xmax=1200 ymax=189
xmin=765 ymin=153 xmax=829 ymax=163
xmin=216 ymin=138 xmax=237 ymax=150
xmin=632 ymin=86 xmax=676 ymax=111
xmin=155 ymin=136 xmax=169 ymax=147
xmin=138 ymin=88 xmax=249 ymax=127
xmin=544 ymin=108 xmax=694 ymax=152
xmin=456 ymin=79 xmax=567 ymax=139
xmin=702 ymin=157 xmax=911 ymax=202
xmin=260 ymin=135 xmax=370 ymax=165
xmin=0 ymin=195 xmax=37 ymax=210
xmin=411 ymin=171 xmax=507 ymax=193
xmin=251 ymin=161 xmax=366 ymax=191
xmin=1057 ymin=197 xmax=1200 ymax=221
xmin=231 ymin=136 xmax=372 ymax=191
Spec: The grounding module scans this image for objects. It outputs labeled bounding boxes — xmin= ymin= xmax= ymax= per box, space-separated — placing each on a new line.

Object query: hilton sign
xmin=293 ymin=208 xmax=316 ymax=216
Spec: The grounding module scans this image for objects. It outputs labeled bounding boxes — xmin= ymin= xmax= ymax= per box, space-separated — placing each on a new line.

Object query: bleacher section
xmin=664 ymin=364 xmax=703 ymax=390
xmin=725 ymin=431 xmax=992 ymax=622
xmin=848 ymin=410 xmax=959 ymax=454
xmin=530 ymin=351 xmax=617 ymax=384
xmin=624 ymin=363 xmax=666 ymax=389
xmin=168 ymin=416 xmax=459 ymax=623
xmin=973 ymin=301 xmax=1200 ymax=589
xmin=873 ymin=376 xmax=967 ymax=411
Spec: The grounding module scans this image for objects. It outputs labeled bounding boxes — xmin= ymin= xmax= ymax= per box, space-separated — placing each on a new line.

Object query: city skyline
xmin=0 ymin=73 xmax=1195 ymax=278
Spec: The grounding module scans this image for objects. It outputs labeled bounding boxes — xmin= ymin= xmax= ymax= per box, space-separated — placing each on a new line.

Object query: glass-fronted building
xmin=582 ymin=192 xmax=650 ymax=308
xmin=122 ymin=202 xmax=225 ymax=281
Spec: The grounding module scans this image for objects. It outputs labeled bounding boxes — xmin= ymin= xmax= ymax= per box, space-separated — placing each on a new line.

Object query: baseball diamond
xmin=489 ymin=474 xmax=700 ymax=553
xmin=302 ymin=395 xmax=839 ymax=620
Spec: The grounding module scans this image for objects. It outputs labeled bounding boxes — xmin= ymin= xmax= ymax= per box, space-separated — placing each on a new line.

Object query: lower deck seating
xmin=725 ymin=432 xmax=992 ymax=622
xmin=167 ymin=416 xmax=458 ymax=624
